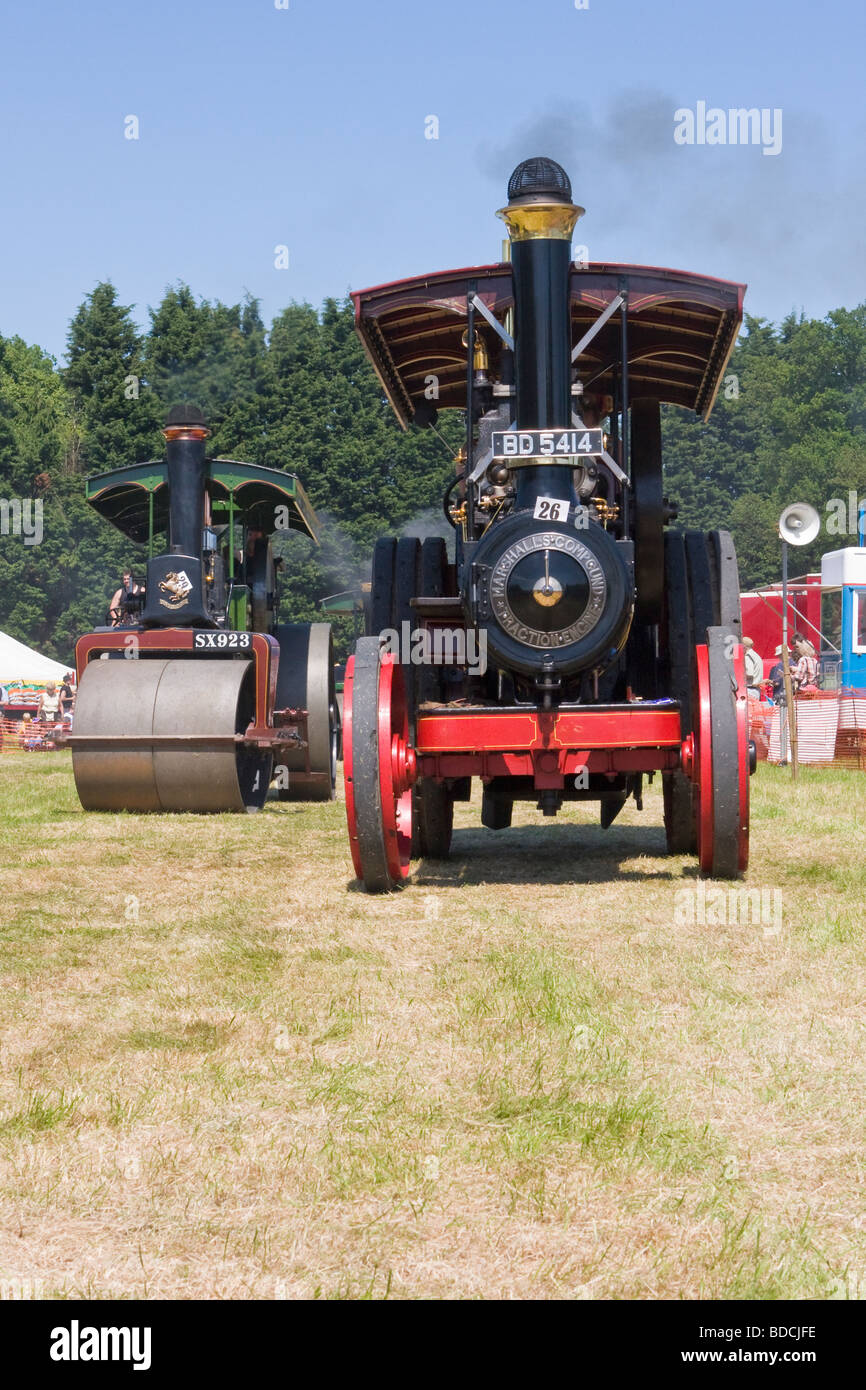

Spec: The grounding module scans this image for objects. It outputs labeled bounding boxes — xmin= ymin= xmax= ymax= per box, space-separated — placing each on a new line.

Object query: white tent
xmin=0 ymin=630 xmax=69 ymax=684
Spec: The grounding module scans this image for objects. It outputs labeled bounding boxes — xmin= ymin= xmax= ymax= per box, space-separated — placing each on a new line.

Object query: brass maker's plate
xmin=489 ymin=532 xmax=606 ymax=649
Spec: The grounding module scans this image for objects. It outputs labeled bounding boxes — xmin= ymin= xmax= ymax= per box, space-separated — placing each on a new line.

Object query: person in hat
xmin=791 ymin=633 xmax=818 ymax=694
xmin=742 ymin=637 xmax=764 ymax=697
xmin=768 ymin=644 xmax=790 ymax=704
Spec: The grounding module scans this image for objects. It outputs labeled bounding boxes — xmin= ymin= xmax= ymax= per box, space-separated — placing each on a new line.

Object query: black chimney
xmin=498 ymin=158 xmax=583 ymax=509
xmin=163 ymin=402 xmax=208 ymax=558
xmin=141 ymin=403 xmax=212 ymax=626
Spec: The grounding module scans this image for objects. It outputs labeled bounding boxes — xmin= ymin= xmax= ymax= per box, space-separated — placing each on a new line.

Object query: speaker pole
xmin=777 ymin=504 xmax=818 ymax=777
xmin=780 ymin=538 xmax=798 ymax=778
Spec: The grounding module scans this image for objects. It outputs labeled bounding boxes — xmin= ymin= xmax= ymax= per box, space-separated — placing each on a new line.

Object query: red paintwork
xmin=378 ymin=654 xmax=412 ymax=883
xmin=414 ymin=704 xmax=684 ymax=787
xmin=343 ymin=651 xmax=413 ymax=886
xmin=416 ymin=705 xmax=682 ymax=751
xmin=734 ymin=646 xmax=750 ymax=872
xmin=693 ymin=642 xmax=750 ymax=876
xmin=416 ymin=747 xmax=682 ymax=783
xmin=695 ymin=644 xmax=714 ymax=875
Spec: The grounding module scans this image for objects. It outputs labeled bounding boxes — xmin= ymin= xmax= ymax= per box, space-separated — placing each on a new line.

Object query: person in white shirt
xmin=38 ymin=683 xmax=61 ymax=725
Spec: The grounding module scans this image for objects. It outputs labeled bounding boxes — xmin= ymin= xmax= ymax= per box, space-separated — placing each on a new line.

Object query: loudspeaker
xmin=779 ymin=502 xmax=820 ymax=547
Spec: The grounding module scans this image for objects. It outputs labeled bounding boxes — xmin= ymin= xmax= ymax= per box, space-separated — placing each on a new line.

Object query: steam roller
xmin=70 ymin=405 xmax=339 ymax=812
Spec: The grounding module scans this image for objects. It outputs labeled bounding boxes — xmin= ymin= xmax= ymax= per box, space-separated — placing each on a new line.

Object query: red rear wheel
xmin=342 ymin=637 xmax=414 ymax=891
xmin=695 ymin=643 xmax=714 ymax=875
xmin=378 ymin=652 xmax=414 ymax=885
xmin=732 ymin=643 xmax=750 ymax=873
xmin=694 ymin=628 xmax=750 ymax=878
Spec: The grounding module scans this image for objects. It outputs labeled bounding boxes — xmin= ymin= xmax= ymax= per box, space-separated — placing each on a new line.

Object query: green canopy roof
xmin=320 ymin=588 xmax=365 ymax=614
xmin=85 ymin=458 xmax=320 ymax=545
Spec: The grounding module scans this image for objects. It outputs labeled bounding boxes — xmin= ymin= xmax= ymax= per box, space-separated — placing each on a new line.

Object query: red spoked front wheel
xmin=343 ymin=636 xmax=415 ymax=891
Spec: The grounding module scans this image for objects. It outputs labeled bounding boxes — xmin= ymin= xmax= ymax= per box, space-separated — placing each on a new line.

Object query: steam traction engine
xmin=344 ymin=158 xmax=753 ymax=890
xmin=70 ymin=406 xmax=338 ymax=812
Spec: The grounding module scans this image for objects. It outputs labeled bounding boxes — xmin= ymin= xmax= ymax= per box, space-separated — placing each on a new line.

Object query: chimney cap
xmin=164 ymin=402 xmax=207 ymax=429
xmin=507 ymin=157 xmax=572 ymax=205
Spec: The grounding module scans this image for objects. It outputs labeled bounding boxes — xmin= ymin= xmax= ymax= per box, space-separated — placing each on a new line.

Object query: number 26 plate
xmin=533 ymin=496 xmax=570 ymax=522
xmin=193 ymin=630 xmax=252 ymax=650
xmin=491 ymin=428 xmax=604 ymax=459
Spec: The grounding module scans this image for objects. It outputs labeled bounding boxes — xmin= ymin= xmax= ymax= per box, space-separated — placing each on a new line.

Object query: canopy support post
xmin=619 ymin=281 xmax=630 ymax=537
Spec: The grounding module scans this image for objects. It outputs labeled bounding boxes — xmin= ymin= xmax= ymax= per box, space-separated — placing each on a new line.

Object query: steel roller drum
xmin=272 ymin=623 xmax=338 ymax=801
xmin=72 ymin=658 xmax=272 ymax=812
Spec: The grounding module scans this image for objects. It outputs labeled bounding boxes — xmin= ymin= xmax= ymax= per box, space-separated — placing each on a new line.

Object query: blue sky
xmin=0 ymin=0 xmax=863 ymax=360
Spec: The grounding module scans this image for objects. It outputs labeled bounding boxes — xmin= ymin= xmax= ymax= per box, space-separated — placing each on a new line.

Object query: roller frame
xmin=69 ymin=628 xmax=309 ymax=813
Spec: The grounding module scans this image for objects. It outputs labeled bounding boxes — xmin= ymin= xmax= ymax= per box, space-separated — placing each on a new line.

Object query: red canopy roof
xmin=353 ymin=262 xmax=745 ymax=428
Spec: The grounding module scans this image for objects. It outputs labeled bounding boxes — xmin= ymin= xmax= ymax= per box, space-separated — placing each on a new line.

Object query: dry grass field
xmin=0 ymin=752 xmax=865 ymax=1300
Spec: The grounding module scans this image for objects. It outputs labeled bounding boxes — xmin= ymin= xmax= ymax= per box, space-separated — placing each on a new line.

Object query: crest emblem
xmin=159 ymin=570 xmax=193 ymax=609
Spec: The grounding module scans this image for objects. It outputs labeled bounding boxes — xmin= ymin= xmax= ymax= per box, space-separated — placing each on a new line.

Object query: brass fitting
xmin=590 ymin=498 xmax=620 ymax=528
xmin=461 ymin=328 xmax=489 ymax=372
